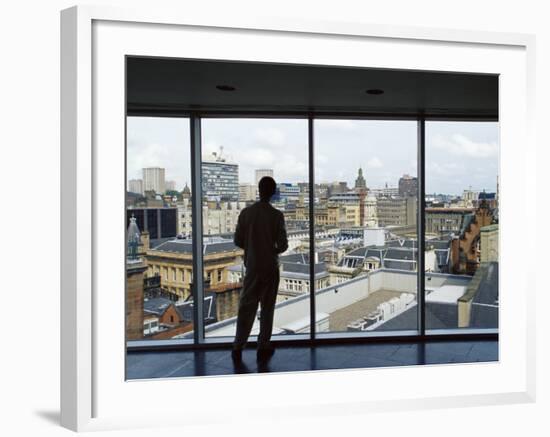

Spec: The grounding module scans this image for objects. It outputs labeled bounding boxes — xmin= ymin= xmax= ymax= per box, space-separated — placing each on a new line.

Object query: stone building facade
xmin=450 ymin=201 xmax=494 ymax=275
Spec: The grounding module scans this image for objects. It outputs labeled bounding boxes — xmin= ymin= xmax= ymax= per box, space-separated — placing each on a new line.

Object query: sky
xmin=127 ymin=117 xmax=499 ymax=196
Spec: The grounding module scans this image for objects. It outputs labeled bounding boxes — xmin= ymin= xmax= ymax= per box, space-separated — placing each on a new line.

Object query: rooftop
xmin=468 ymin=262 xmax=499 ymax=328
xmin=149 ymin=236 xmax=241 ymax=255
xmin=426 ymin=208 xmax=475 ymax=213
xmin=199 ymin=269 xmax=478 ymax=338
xmin=329 ymin=289 xmax=406 ymax=331
xmin=143 ymin=297 xmax=174 ymax=316
xmin=426 ymin=285 xmax=468 ymax=304
xmin=374 ymin=302 xmax=459 ymax=331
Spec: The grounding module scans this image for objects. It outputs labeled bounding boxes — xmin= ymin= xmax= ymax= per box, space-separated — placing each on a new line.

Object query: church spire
xmin=355 ymin=167 xmax=366 ymax=190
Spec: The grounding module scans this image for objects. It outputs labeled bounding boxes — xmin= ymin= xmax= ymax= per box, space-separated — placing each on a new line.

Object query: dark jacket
xmin=234 ymin=200 xmax=288 ymax=274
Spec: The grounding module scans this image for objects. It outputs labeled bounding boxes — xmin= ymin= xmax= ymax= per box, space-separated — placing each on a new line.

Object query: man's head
xmin=258 ymin=176 xmax=277 ymax=201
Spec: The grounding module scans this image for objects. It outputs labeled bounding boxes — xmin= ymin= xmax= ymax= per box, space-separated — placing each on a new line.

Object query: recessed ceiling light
xmin=216 ymin=84 xmax=236 ymax=91
xmin=365 ymin=89 xmax=384 ymax=95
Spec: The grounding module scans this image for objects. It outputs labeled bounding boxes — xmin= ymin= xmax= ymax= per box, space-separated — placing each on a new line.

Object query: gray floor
xmin=126 ymin=340 xmax=498 ymax=379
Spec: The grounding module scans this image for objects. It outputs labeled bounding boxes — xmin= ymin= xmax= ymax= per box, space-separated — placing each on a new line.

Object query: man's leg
xmin=233 ymin=271 xmax=260 ymax=351
xmin=257 ymin=268 xmax=280 ymax=351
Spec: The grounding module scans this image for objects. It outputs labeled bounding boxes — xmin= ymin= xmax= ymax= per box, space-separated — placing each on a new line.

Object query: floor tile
xmin=126 ymin=340 xmax=499 ymax=379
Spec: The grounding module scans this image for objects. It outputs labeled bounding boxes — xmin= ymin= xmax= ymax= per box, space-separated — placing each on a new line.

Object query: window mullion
xmin=190 ymin=114 xmax=205 ymax=344
xmin=417 ymin=116 xmax=426 ymax=336
xmin=309 ymin=115 xmax=316 ymax=340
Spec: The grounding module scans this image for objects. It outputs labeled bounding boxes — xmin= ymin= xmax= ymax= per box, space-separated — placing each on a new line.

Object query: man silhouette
xmin=232 ymin=176 xmax=288 ymax=363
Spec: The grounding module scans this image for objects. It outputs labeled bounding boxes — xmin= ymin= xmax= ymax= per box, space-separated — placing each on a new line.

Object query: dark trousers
xmin=233 ymin=268 xmax=280 ymax=350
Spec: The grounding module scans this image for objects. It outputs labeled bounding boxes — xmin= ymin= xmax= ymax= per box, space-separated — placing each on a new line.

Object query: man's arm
xmin=275 ymin=211 xmax=288 ymax=254
xmin=234 ymin=211 xmax=245 ymax=249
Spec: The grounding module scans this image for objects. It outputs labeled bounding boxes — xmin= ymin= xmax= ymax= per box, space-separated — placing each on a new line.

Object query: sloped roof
xmin=175 ymin=293 xmax=217 ymax=323
xmin=470 ymin=262 xmax=499 ymax=328
xmin=459 ymin=213 xmax=476 ymax=238
xmin=386 ymin=239 xmax=418 ymax=249
xmin=374 ymin=302 xmax=458 ymax=331
xmin=383 ymin=260 xmax=416 ymax=271
xmin=384 ymin=248 xmax=417 ymax=261
xmin=282 ymin=261 xmax=327 ymax=275
xmin=150 ymin=238 xmax=240 ymax=255
xmin=144 ymin=297 xmax=175 ymax=316
xmin=280 ymin=253 xmax=310 ymax=264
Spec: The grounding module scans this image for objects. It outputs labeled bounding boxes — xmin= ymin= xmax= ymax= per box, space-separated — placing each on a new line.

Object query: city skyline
xmin=127 ymin=117 xmax=499 ymax=196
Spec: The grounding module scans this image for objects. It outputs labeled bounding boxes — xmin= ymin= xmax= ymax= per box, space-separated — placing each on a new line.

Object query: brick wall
xmin=126 ymin=263 xmax=146 ymax=340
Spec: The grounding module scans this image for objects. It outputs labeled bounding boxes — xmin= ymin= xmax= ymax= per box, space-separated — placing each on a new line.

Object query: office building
xmin=128 ymin=179 xmax=144 ymax=195
xmin=462 ymin=189 xmax=479 ymax=206
xmin=127 ymin=207 xmax=178 ymax=240
xmin=142 ymin=167 xmax=166 ymax=194
xmin=376 ymin=196 xmax=417 ymax=227
xmin=203 ymin=201 xmax=245 ymax=235
xmin=202 ymin=154 xmax=239 ymax=201
xmin=425 ymin=207 xmax=475 ymax=235
xmin=146 ymin=236 xmax=244 ymax=300
xmin=398 ymin=174 xmax=418 ymax=197
xmin=369 ymin=185 xmax=399 ymax=198
xmin=276 ymin=183 xmax=301 ymax=202
xmin=239 ymin=183 xmax=256 ymax=202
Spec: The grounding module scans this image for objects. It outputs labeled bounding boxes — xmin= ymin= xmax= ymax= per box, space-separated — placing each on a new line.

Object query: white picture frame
xmin=60 ymin=5 xmax=536 ymax=432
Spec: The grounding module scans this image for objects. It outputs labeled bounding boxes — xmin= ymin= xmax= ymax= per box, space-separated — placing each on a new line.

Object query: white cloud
xmin=428 ymin=162 xmax=446 ymax=176
xmin=367 ymin=157 xmax=383 ymax=168
xmin=276 ymin=153 xmax=308 ymax=180
xmin=240 ymin=147 xmax=276 ymax=167
xmin=316 ymin=153 xmax=329 ymax=164
xmin=127 ymin=142 xmax=166 ymax=174
xmin=126 ymin=117 xmax=498 ymax=196
xmin=432 ymin=134 xmax=498 ymax=158
xmin=127 ymin=141 xmax=190 ymax=189
xmin=428 ymin=161 xmax=461 ymax=176
xmin=254 ymin=127 xmax=286 ymax=147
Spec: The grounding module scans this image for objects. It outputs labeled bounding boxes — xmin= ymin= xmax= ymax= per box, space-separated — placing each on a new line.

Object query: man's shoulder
xmin=264 ymin=202 xmax=283 ymax=217
xmin=239 ymin=204 xmax=252 ymax=215
xmin=244 ymin=201 xmax=283 ymax=217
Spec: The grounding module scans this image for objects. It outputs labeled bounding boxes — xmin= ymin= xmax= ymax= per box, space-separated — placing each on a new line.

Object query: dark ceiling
xmin=126 ymin=56 xmax=498 ymax=119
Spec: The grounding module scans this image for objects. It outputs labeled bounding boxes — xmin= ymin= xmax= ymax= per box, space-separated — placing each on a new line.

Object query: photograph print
xmin=125 ymin=56 xmax=499 ymax=379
